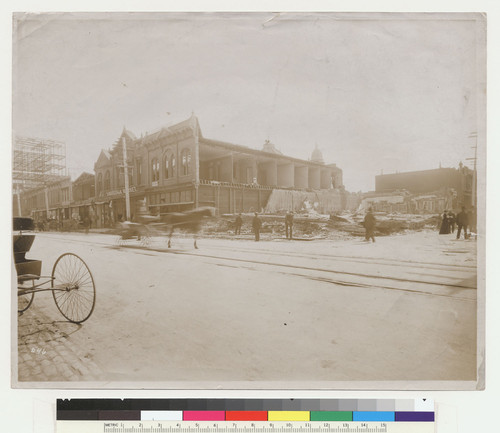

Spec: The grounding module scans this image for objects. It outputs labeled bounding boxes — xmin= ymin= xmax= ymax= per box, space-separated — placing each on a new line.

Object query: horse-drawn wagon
xmin=115 ymin=206 xmax=215 ymax=249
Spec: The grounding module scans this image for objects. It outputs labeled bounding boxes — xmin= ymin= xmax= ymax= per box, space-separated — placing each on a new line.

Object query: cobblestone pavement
xmin=17 ymin=305 xmax=105 ymax=382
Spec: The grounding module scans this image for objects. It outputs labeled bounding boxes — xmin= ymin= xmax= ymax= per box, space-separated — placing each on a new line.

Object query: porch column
xmin=277 ymin=162 xmax=294 ymax=187
xmin=320 ymin=168 xmax=332 ymax=189
xmin=294 ymin=166 xmax=308 ymax=189
xmin=308 ymin=167 xmax=321 ymax=189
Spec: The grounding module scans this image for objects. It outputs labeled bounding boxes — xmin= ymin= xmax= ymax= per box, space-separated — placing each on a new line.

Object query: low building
xmin=18 ymin=176 xmax=73 ymax=226
xmin=71 ymin=172 xmax=96 ymax=225
xmin=360 ymin=188 xmax=457 ymax=214
xmin=375 ymin=164 xmax=474 ymax=209
xmin=93 ymin=114 xmax=344 ymax=226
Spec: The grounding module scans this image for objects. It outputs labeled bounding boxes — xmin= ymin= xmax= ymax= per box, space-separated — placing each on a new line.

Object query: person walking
xmin=439 ymin=210 xmax=450 ymax=234
xmin=456 ymin=206 xmax=469 ymax=239
xmin=468 ymin=206 xmax=477 ymax=235
xmin=448 ymin=211 xmax=456 ymax=233
xmin=363 ymin=207 xmax=376 ymax=242
xmin=252 ymin=212 xmax=262 ymax=242
xmin=285 ymin=211 xmax=294 ymax=240
xmin=83 ymin=215 xmax=90 ymax=234
xmin=234 ymin=213 xmax=243 ymax=235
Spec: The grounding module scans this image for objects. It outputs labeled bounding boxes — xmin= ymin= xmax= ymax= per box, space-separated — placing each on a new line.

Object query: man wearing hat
xmin=252 ymin=212 xmax=262 ymax=242
xmin=363 ymin=207 xmax=376 ymax=242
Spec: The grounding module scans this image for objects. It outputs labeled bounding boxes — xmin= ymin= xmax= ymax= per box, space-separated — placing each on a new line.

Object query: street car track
xmin=36 ymin=232 xmax=476 ymax=270
xmin=125 ymin=244 xmax=477 ymax=301
xmin=35 ymin=233 xmax=476 ymax=299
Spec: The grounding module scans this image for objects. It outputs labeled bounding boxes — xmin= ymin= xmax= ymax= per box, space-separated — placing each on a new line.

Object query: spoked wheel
xmin=140 ymin=235 xmax=152 ymax=247
xmin=51 ymin=253 xmax=96 ymax=323
xmin=18 ymin=289 xmax=35 ymax=313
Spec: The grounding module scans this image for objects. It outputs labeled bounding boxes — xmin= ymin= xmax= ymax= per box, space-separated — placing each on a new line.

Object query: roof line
xmin=199 ymin=137 xmax=334 ymax=168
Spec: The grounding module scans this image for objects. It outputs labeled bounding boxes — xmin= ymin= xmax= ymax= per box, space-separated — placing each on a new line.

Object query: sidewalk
xmin=17 ymin=306 xmax=105 ymax=382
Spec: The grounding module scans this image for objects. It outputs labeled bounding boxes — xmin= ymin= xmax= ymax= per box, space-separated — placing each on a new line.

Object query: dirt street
xmin=16 ymin=230 xmax=477 ymax=386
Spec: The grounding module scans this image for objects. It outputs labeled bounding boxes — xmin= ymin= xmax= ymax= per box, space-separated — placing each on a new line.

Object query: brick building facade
xmin=375 ymin=165 xmax=474 ymax=209
xmin=93 ymin=115 xmax=343 ymax=226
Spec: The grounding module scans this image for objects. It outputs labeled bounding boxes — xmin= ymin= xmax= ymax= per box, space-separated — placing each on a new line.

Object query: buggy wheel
xmin=140 ymin=236 xmax=152 ymax=247
xmin=18 ymin=291 xmax=34 ymax=313
xmin=51 ymin=253 xmax=96 ymax=323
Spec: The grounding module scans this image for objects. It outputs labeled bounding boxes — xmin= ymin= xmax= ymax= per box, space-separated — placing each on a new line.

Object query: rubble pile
xmin=265 ymin=189 xmax=362 ymax=214
xmin=199 ymin=211 xmax=441 ymax=240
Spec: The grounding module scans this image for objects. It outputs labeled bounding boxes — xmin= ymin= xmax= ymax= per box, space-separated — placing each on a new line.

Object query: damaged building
xmin=361 ymin=164 xmax=475 ymax=214
xmin=93 ymin=114 xmax=345 ymax=225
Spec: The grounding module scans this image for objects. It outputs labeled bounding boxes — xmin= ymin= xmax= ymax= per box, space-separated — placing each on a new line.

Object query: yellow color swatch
xmin=268 ymin=411 xmax=310 ymax=421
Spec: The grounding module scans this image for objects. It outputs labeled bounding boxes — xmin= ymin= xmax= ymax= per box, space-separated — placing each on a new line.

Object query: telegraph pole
xmin=16 ymin=186 xmax=22 ymax=216
xmin=467 ymin=132 xmax=477 ymax=209
xmin=122 ymin=137 xmax=131 ymax=220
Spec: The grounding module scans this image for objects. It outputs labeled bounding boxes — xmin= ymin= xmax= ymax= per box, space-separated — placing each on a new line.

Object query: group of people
xmin=439 ymin=206 xmax=476 ymax=239
xmin=234 ymin=211 xmax=295 ymax=241
xmin=231 ymin=205 xmax=477 ymax=244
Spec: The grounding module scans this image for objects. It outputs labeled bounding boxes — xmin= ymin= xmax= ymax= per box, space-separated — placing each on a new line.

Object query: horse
xmin=160 ymin=206 xmax=215 ymax=249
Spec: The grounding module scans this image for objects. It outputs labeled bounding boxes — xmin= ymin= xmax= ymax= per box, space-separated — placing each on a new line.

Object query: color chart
xmin=56 ymin=399 xmax=434 ymax=433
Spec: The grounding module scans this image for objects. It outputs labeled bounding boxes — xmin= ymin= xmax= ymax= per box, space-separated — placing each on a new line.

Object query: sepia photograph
xmin=11 ymin=12 xmax=485 ymax=389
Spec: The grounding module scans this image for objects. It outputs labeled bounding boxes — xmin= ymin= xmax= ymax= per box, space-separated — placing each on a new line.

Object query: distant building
xmin=15 ymin=115 xmax=345 ymax=227
xmin=375 ymin=165 xmax=474 ymax=209
xmin=93 ymin=114 xmax=344 ymax=226
xmin=17 ymin=176 xmax=73 ymax=221
xmin=12 ymin=136 xmax=67 ymax=217
xmin=72 ymin=172 xmax=96 ymax=222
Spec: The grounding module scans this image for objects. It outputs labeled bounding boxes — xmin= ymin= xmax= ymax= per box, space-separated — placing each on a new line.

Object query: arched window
xmin=97 ymin=173 xmax=102 ymax=194
xmin=171 ymin=154 xmax=176 ymax=178
xmin=151 ymin=158 xmax=160 ymax=182
xmin=136 ymin=159 xmax=142 ymax=185
xmin=116 ymin=168 xmax=122 ymax=187
xmin=164 ymin=155 xmax=170 ymax=179
xmin=181 ymin=149 xmax=191 ymax=176
xmin=104 ymin=171 xmax=110 ymax=190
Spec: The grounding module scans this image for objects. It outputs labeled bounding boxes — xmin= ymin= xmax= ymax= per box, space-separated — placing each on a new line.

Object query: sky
xmin=12 ymin=12 xmax=484 ymax=192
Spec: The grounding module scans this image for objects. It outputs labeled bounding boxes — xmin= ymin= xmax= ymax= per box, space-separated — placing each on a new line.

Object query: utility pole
xmin=16 ymin=186 xmax=22 ymax=216
xmin=467 ymin=132 xmax=477 ymax=209
xmin=44 ymin=185 xmax=50 ymax=215
xmin=122 ymin=137 xmax=131 ymax=220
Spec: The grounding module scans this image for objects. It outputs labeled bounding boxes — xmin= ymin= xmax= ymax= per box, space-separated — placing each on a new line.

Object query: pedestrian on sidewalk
xmin=252 ymin=212 xmax=262 ymax=242
xmin=456 ymin=206 xmax=469 ymax=239
xmin=363 ymin=207 xmax=376 ymax=242
xmin=234 ymin=213 xmax=243 ymax=235
xmin=285 ymin=211 xmax=294 ymax=240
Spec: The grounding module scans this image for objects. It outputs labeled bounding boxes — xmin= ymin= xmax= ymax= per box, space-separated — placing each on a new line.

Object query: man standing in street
xmin=363 ymin=207 xmax=376 ymax=242
xmin=252 ymin=212 xmax=262 ymax=242
xmin=468 ymin=206 xmax=477 ymax=235
xmin=285 ymin=211 xmax=294 ymax=240
xmin=456 ymin=206 xmax=469 ymax=239
xmin=234 ymin=213 xmax=243 ymax=235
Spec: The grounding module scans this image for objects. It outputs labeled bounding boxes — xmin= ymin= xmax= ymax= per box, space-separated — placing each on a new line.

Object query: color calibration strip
xmin=57 ymin=399 xmax=434 ymax=422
